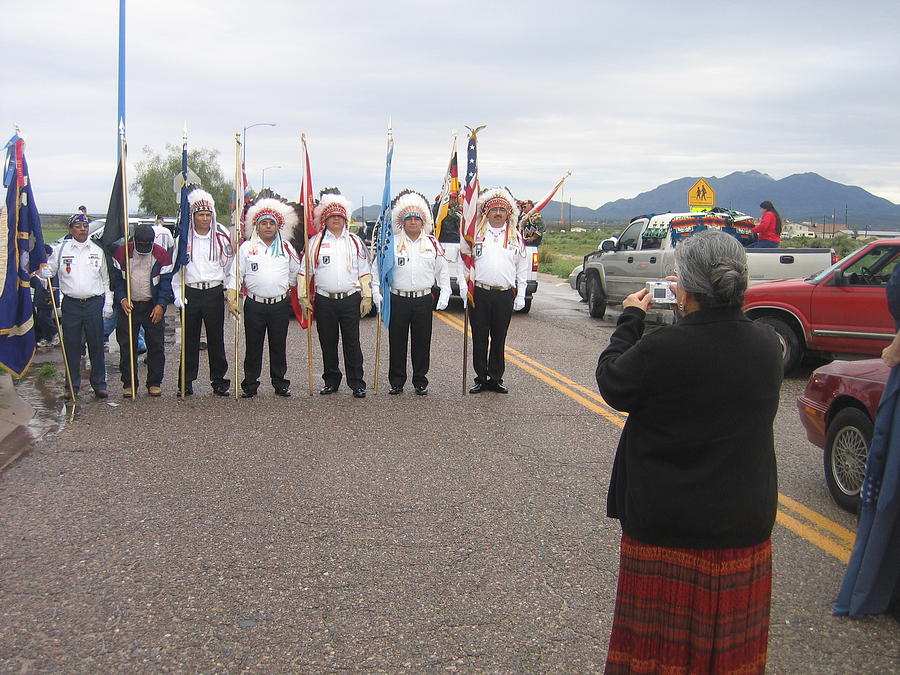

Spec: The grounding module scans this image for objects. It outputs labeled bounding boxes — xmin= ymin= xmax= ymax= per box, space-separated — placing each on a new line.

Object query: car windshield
xmin=805 ymin=245 xmax=866 ymax=283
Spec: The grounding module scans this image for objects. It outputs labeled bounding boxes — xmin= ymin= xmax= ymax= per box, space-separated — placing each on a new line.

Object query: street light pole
xmin=261 ymin=165 xmax=282 ymax=189
xmin=241 ymin=122 xmax=276 ymax=182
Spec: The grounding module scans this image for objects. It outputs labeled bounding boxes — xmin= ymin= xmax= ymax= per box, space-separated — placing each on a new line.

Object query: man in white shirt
xmin=372 ymin=190 xmax=450 ymax=395
xmin=233 ymin=197 xmax=301 ymax=398
xmin=172 ymin=189 xmax=235 ymax=396
xmin=460 ymin=187 xmax=529 ymax=394
xmin=43 ymin=213 xmax=114 ymax=399
xmin=298 ymin=190 xmax=372 ymax=398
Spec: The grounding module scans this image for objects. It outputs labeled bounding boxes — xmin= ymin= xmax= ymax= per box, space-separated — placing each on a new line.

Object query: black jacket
xmin=596 ymin=306 xmax=782 ymax=549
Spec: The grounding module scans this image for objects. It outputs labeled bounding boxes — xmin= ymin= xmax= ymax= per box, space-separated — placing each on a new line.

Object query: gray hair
xmin=674 ymin=230 xmax=748 ymax=308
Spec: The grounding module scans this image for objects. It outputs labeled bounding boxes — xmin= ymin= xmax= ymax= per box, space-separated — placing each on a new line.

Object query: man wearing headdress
xmin=372 ymin=190 xmax=451 ymax=396
xmin=112 ymin=224 xmax=174 ymax=397
xmin=172 ymin=188 xmax=235 ymax=396
xmin=462 ymin=187 xmax=529 ymax=394
xmin=518 ymin=199 xmax=545 ymax=246
xmin=297 ymin=189 xmax=372 ymax=398
xmin=233 ymin=196 xmax=301 ymax=398
xmin=41 ymin=213 xmax=114 ymax=398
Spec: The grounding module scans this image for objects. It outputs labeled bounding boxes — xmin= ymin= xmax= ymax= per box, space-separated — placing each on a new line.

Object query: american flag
xmin=459 ymin=126 xmax=484 ymax=306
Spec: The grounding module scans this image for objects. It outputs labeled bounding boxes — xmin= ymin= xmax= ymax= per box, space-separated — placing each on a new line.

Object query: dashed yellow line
xmin=434 ymin=309 xmax=855 ymax=563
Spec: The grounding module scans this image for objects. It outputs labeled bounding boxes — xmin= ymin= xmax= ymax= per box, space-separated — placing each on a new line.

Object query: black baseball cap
xmin=133 ymin=224 xmax=154 ymax=253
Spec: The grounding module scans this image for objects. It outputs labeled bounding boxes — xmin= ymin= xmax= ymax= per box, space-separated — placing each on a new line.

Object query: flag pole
xmin=232 ymin=132 xmax=242 ymax=400
xmin=301 ymin=134 xmax=314 ymax=397
xmin=374 ymin=119 xmax=393 ymax=396
xmin=179 ymin=125 xmax=188 ymax=400
xmin=46 ymin=279 xmax=77 ymax=412
xmin=119 ymin=120 xmax=136 ymax=399
xmin=459 ymin=125 xmax=485 ymax=395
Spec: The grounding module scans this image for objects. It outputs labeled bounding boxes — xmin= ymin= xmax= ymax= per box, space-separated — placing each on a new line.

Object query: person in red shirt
xmin=748 ymin=200 xmax=782 ymax=248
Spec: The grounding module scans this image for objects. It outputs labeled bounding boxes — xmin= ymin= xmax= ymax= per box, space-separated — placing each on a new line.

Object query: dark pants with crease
xmin=315 ymin=292 xmax=365 ymax=391
xmin=61 ymin=294 xmax=106 ymax=393
xmin=183 ymin=285 xmax=229 ymax=391
xmin=469 ymin=286 xmax=514 ymax=385
xmin=242 ymin=297 xmax=291 ymax=394
xmin=388 ymin=293 xmax=433 ymax=389
xmin=117 ymin=300 xmax=165 ymax=389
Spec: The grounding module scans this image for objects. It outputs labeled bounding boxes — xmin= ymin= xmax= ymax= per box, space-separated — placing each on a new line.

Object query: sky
xmin=4 ymin=0 xmax=900 ymax=216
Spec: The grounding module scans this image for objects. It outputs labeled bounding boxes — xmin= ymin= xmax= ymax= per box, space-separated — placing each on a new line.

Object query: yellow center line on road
xmin=433 ymin=310 xmax=855 ymax=563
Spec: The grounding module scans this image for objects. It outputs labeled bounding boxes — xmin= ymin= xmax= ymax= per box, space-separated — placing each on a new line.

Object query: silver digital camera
xmin=646 ymin=280 xmax=676 ymax=305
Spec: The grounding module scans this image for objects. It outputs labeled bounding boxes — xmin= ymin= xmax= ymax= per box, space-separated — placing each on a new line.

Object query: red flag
xmin=519 ymin=170 xmax=572 ymax=222
xmin=459 ymin=126 xmax=484 ymax=306
xmin=294 ymin=135 xmax=318 ymax=328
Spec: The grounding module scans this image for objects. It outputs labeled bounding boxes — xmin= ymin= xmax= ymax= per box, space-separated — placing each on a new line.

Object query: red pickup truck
xmin=743 ymin=239 xmax=899 ymax=372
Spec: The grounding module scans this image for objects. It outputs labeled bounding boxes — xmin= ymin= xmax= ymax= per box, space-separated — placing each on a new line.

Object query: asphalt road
xmin=1 ymin=274 xmax=898 ymax=673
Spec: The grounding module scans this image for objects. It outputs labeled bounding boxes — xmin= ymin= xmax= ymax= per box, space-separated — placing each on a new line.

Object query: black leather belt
xmin=247 ymin=293 xmax=288 ymax=305
xmin=64 ymin=294 xmax=103 ymax=303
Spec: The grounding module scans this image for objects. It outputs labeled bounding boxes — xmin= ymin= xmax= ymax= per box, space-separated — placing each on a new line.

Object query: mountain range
xmin=353 ymin=171 xmax=900 ymax=229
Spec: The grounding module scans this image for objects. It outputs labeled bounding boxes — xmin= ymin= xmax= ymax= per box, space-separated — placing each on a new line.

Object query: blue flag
xmin=0 ymin=135 xmax=47 ymax=377
xmin=376 ymin=132 xmax=394 ymax=326
xmin=173 ymin=141 xmax=191 ymax=272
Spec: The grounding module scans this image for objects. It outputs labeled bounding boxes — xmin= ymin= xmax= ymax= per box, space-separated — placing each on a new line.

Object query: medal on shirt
xmin=63 ymin=256 xmax=74 ymax=274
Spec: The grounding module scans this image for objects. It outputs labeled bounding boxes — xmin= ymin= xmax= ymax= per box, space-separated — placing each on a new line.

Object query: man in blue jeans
xmin=42 ymin=213 xmax=113 ymax=399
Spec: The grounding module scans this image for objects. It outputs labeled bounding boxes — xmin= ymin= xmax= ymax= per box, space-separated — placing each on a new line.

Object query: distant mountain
xmin=352 ymin=172 xmax=900 ymax=229
xmin=592 ymin=171 xmax=900 ymax=228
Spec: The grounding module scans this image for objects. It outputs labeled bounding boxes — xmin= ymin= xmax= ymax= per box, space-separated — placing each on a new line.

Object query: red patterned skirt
xmin=605 ymin=534 xmax=772 ymax=674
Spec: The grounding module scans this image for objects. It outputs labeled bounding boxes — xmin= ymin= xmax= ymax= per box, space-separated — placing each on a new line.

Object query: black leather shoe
xmin=468 ymin=383 xmax=486 ymax=394
xmin=212 ymin=388 xmax=231 ymax=397
xmin=275 ymin=388 xmax=292 ymax=397
xmin=319 ymin=385 xmax=337 ymax=395
xmin=492 ymin=383 xmax=509 ymax=394
xmin=180 ymin=386 xmax=194 ymax=396
xmin=389 ymin=386 xmax=403 ymax=395
xmin=240 ymin=390 xmax=257 ymax=399
xmin=352 ymin=388 xmax=366 ymax=398
xmin=415 ymin=385 xmax=428 ymax=396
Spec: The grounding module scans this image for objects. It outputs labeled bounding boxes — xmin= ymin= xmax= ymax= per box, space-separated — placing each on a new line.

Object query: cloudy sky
xmin=5 ymin=0 xmax=900 ymax=215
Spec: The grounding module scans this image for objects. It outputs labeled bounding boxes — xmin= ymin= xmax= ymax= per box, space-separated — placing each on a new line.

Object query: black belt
xmin=247 ymin=293 xmax=288 ymax=305
xmin=64 ymin=294 xmax=103 ymax=303
xmin=186 ymin=282 xmax=222 ymax=290
xmin=391 ymin=289 xmax=431 ymax=298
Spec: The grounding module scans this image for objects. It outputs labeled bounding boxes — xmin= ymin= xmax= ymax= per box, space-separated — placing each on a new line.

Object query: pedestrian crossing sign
xmin=688 ymin=178 xmax=715 ymax=209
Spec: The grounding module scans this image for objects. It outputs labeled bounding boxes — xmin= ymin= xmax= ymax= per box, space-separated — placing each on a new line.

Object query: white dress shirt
xmin=237 ymin=239 xmax=301 ymax=298
xmin=372 ymin=233 xmax=450 ymax=295
xmin=44 ymin=238 xmax=112 ymax=306
xmin=300 ymin=228 xmax=371 ymax=295
xmin=459 ymin=225 xmax=529 ymax=295
xmin=173 ymin=224 xmax=235 ymax=288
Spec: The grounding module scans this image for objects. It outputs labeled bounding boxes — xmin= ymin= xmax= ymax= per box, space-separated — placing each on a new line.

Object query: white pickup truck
xmin=581 ymin=212 xmax=835 ymax=318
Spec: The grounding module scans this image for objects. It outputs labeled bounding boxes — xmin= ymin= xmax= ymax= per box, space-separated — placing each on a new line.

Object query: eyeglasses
xmin=70 ymin=224 xmax=89 ymax=229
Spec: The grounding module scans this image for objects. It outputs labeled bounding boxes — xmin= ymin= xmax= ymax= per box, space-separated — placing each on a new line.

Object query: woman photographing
xmin=596 ymin=230 xmax=783 ymax=673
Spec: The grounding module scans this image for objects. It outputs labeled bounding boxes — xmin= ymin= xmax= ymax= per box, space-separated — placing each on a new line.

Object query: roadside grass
xmin=38 ymin=364 xmax=59 ymax=378
xmin=537 ymin=230 xmax=616 ymax=278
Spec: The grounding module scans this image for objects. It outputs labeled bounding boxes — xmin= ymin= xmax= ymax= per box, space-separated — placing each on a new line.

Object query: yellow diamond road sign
xmin=688 ymin=178 xmax=715 ymax=209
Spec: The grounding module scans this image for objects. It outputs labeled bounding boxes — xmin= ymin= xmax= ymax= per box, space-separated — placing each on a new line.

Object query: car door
xmin=809 ymin=242 xmax=899 ymax=354
xmin=603 ymin=219 xmax=650 ymax=301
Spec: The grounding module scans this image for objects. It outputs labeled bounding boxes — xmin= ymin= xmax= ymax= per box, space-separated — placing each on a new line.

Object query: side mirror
xmin=600 ymin=238 xmax=616 ymax=252
xmin=832 ymin=268 xmax=844 ymax=286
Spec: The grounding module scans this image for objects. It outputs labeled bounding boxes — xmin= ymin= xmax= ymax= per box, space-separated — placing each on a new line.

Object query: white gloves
xmin=102 ymin=303 xmax=113 ymax=320
xmin=173 ymin=295 xmax=185 ymax=310
xmin=461 ymin=291 xmax=467 ymax=309
xmin=513 ymin=295 xmax=526 ymax=311
xmin=436 ymin=291 xmax=449 ymax=311
xmin=372 ymin=289 xmax=383 ymax=312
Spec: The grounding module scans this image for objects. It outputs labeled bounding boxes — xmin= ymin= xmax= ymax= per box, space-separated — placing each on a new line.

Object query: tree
xmin=132 ymin=144 xmax=231 ymax=219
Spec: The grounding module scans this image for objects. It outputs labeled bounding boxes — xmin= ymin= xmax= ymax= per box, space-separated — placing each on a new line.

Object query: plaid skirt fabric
xmin=605 ymin=534 xmax=772 ymax=674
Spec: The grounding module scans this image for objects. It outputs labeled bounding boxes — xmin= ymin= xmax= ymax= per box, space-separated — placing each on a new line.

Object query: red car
xmin=744 ymin=239 xmax=899 ymax=372
xmin=797 ymin=358 xmax=889 ymax=512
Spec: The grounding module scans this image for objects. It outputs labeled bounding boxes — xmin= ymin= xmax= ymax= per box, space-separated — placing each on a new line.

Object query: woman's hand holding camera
xmin=623 ymin=288 xmax=652 ymax=312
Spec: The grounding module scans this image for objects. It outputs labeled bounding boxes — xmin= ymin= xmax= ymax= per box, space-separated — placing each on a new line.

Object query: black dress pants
xmin=469 ymin=286 xmax=514 ymax=385
xmin=242 ymin=297 xmax=291 ymax=394
xmin=61 ymin=295 xmax=106 ymax=393
xmin=183 ymin=285 xmax=229 ymax=390
xmin=315 ymin=293 xmax=365 ymax=391
xmin=117 ymin=300 xmax=165 ymax=389
xmin=388 ymin=293 xmax=433 ymax=389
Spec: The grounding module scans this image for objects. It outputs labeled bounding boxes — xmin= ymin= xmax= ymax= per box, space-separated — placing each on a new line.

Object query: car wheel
xmin=576 ymin=273 xmax=586 ymax=300
xmin=754 ymin=315 xmax=801 ymax=373
xmin=515 ymin=296 xmax=532 ymax=314
xmin=586 ymin=276 xmax=606 ymax=318
xmin=824 ymin=407 xmax=873 ymax=513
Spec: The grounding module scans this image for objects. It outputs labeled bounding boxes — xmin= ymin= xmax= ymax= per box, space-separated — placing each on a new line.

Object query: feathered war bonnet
xmin=391 ymin=189 xmax=434 ymax=234
xmin=187 ymin=187 xmax=217 ymax=225
xmin=314 ymin=187 xmax=352 ymax=230
xmin=243 ymin=190 xmax=298 ymax=255
xmin=478 ymin=186 xmax=519 ymax=229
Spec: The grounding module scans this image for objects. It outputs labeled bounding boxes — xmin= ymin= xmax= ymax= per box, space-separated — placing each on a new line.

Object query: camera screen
xmin=654 ymin=287 xmax=667 ymax=298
